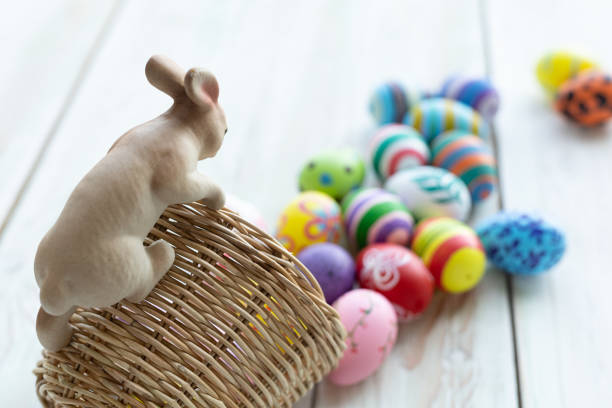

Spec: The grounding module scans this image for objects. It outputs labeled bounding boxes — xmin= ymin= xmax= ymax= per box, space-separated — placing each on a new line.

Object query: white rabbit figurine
xmin=34 ymin=55 xmax=227 ymax=351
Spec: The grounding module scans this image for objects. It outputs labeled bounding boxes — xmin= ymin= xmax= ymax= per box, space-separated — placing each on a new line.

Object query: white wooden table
xmin=1 ymin=1 xmax=611 ymax=407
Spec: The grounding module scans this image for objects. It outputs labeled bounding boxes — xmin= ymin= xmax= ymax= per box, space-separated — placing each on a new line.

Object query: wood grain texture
xmin=0 ymin=0 xmax=119 ymax=231
xmin=313 ymin=0 xmax=517 ymax=406
xmin=0 ymin=0 xmax=518 ymax=406
xmin=486 ymin=0 xmax=612 ymax=406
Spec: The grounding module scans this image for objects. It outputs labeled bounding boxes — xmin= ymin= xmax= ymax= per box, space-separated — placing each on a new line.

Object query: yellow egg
xmin=275 ymin=191 xmax=343 ymax=254
xmin=536 ymin=51 xmax=597 ymax=95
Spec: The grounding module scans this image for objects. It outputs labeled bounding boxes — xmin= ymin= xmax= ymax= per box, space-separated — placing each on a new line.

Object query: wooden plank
xmin=0 ymin=0 xmax=517 ymax=406
xmin=0 ymin=1 xmax=121 ymax=404
xmin=0 ymin=0 xmax=120 ymax=232
xmin=303 ymin=0 xmax=518 ymax=406
xmin=486 ymin=0 xmax=612 ymax=406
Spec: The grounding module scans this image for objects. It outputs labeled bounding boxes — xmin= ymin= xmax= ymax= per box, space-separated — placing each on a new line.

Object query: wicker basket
xmin=34 ymin=201 xmax=346 ymax=408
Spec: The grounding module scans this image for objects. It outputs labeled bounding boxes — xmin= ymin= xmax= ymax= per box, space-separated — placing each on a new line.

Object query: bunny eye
xmin=224 ymin=128 xmax=228 ymax=135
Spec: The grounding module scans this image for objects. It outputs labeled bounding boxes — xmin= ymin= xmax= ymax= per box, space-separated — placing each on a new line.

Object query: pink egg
xmin=328 ymin=289 xmax=398 ymax=386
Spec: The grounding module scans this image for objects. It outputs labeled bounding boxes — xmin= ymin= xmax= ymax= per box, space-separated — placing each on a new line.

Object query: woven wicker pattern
xmin=34 ymin=201 xmax=346 ymax=408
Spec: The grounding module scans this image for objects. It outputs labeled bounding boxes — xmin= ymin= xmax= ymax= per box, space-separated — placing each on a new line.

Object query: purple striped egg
xmin=438 ymin=76 xmax=500 ymax=120
xmin=341 ymin=188 xmax=414 ymax=250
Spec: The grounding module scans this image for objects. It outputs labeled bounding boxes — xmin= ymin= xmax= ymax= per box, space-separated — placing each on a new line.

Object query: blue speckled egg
xmin=476 ymin=212 xmax=566 ymax=275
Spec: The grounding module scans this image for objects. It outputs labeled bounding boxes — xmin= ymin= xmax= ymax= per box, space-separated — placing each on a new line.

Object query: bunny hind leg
xmin=126 ymin=240 xmax=175 ymax=303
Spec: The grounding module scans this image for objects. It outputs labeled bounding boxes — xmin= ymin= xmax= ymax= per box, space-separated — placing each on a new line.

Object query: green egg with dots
xmin=299 ymin=149 xmax=366 ymax=201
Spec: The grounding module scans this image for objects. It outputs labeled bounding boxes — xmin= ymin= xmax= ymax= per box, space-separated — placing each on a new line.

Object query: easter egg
xmin=356 ymin=243 xmax=434 ymax=321
xmin=297 ymin=243 xmax=355 ymax=304
xmin=476 ymin=212 xmax=566 ymax=275
xmin=411 ymin=217 xmax=486 ymax=293
xmin=438 ymin=76 xmax=500 ymax=119
xmin=555 ymin=70 xmax=612 ymax=127
xmin=341 ymin=188 xmax=415 ymax=250
xmin=298 ymin=149 xmax=366 ymax=200
xmin=369 ymin=124 xmax=430 ymax=181
xmin=384 ymin=166 xmax=471 ymax=222
xmin=275 ymin=191 xmax=343 ymax=254
xmin=328 ymin=289 xmax=398 ymax=386
xmin=403 ymin=97 xmax=490 ymax=143
xmin=431 ymin=130 xmax=497 ymax=204
xmin=536 ymin=51 xmax=598 ymax=95
xmin=369 ymin=82 xmax=429 ymax=125
xmin=225 ymin=194 xmax=269 ymax=232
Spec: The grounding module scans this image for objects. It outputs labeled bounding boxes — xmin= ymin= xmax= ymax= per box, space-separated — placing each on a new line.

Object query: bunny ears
xmin=145 ymin=55 xmax=219 ymax=107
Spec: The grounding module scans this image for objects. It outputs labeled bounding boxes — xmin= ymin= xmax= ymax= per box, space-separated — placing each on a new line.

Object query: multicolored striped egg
xmin=341 ymin=188 xmax=415 ymax=250
xmin=369 ymin=82 xmax=427 ymax=125
xmin=431 ymin=130 xmax=497 ymax=204
xmin=555 ymin=70 xmax=612 ymax=126
xmin=275 ymin=191 xmax=343 ymax=255
xmin=411 ymin=217 xmax=486 ymax=293
xmin=403 ymin=97 xmax=490 ymax=143
xmin=384 ymin=166 xmax=471 ymax=222
xmin=536 ymin=51 xmax=598 ymax=95
xmin=438 ymin=76 xmax=500 ymax=119
xmin=369 ymin=124 xmax=430 ymax=181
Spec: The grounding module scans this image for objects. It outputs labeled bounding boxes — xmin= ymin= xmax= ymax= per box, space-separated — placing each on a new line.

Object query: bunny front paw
xmin=202 ymin=188 xmax=226 ymax=210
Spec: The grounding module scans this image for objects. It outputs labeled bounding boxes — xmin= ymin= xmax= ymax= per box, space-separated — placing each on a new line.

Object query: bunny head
xmin=145 ymin=55 xmax=227 ymax=159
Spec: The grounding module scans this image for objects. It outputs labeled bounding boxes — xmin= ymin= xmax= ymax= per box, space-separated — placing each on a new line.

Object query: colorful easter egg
xmin=297 ymin=243 xmax=356 ymax=304
xmin=403 ymin=97 xmax=490 ymax=143
xmin=356 ymin=243 xmax=434 ymax=321
xmin=341 ymin=188 xmax=415 ymax=250
xmin=369 ymin=124 xmax=430 ymax=181
xmin=476 ymin=212 xmax=566 ymax=275
xmin=298 ymin=149 xmax=366 ymax=201
xmin=438 ymin=76 xmax=500 ymax=119
xmin=411 ymin=217 xmax=486 ymax=293
xmin=384 ymin=166 xmax=471 ymax=222
xmin=369 ymin=82 xmax=429 ymax=125
xmin=555 ymin=70 xmax=612 ymax=126
xmin=431 ymin=130 xmax=497 ymax=204
xmin=328 ymin=289 xmax=398 ymax=386
xmin=536 ymin=51 xmax=598 ymax=95
xmin=275 ymin=191 xmax=343 ymax=254
xmin=225 ymin=194 xmax=269 ymax=232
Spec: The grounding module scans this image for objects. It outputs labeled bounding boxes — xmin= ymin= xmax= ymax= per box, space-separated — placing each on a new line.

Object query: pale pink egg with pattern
xmin=328 ymin=289 xmax=398 ymax=386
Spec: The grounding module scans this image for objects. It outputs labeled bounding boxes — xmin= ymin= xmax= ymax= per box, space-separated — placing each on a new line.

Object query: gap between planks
xmin=0 ymin=0 xmax=125 ymax=241
xmin=478 ymin=0 xmax=523 ymax=407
